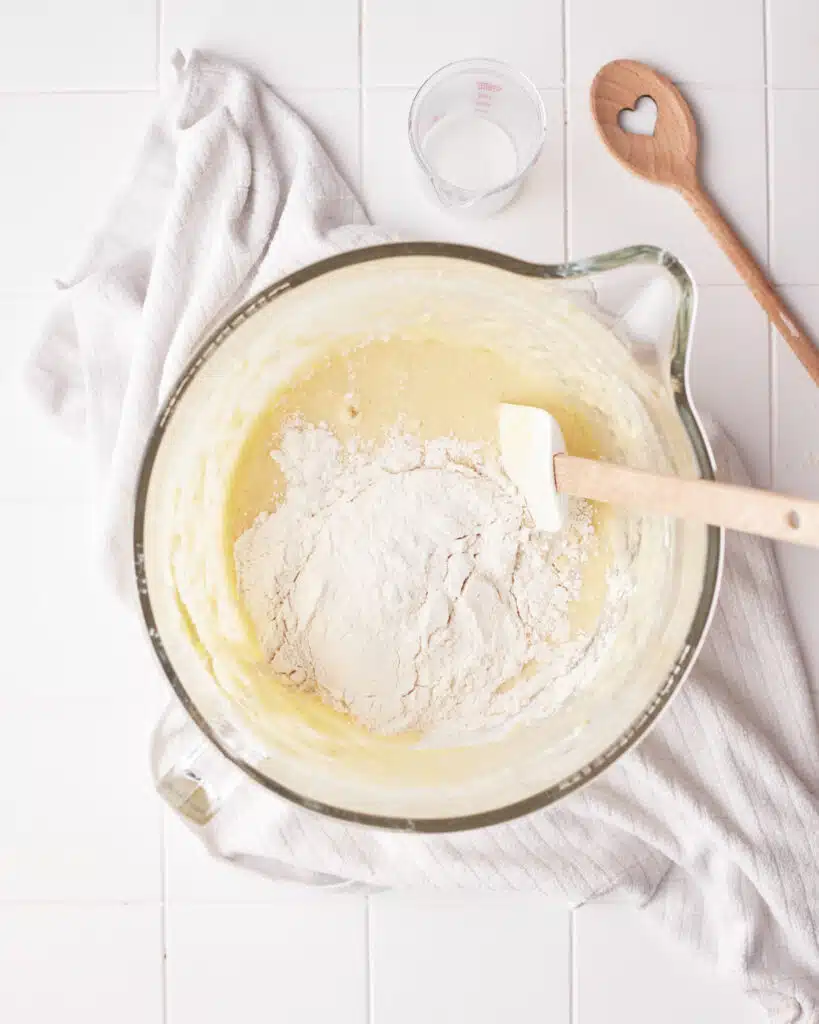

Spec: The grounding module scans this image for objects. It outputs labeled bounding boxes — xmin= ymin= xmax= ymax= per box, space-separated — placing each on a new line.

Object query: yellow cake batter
xmin=229 ymin=337 xmax=611 ymax=538
xmin=228 ymin=336 xmax=615 ymax=642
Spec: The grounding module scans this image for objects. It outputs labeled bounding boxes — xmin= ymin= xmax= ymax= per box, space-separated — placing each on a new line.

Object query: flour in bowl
xmin=234 ymin=422 xmax=620 ymax=744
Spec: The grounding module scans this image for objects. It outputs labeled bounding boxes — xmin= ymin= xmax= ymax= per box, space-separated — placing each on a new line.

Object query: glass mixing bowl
xmin=135 ymin=242 xmax=722 ymax=833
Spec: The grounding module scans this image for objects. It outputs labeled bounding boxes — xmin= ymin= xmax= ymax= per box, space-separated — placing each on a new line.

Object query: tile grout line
xmin=569 ymin=909 xmax=577 ymax=1024
xmin=358 ymin=0 xmax=365 ymax=195
xmin=762 ymin=0 xmax=778 ymax=489
xmin=155 ymin=0 xmax=162 ymax=90
xmin=365 ymin=894 xmax=374 ymax=1024
xmin=561 ymin=0 xmax=570 ymax=263
xmin=563 ymin=0 xmax=574 ymax=954
xmin=159 ymin=810 xmax=169 ymax=1024
xmin=0 ymin=87 xmax=159 ymax=97
xmin=0 ymin=898 xmax=168 ymax=906
xmin=358 ymin=26 xmax=369 ymax=1024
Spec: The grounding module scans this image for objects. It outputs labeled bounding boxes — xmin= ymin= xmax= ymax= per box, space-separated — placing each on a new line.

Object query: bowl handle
xmin=150 ymin=701 xmax=370 ymax=890
xmin=151 ymin=702 xmax=244 ymax=826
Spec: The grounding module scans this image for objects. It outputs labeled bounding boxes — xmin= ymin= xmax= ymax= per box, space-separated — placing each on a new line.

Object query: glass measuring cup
xmin=408 ymin=58 xmax=547 ymax=217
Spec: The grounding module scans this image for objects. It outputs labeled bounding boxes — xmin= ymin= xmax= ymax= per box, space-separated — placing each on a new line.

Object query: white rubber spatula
xmin=498 ymin=403 xmax=819 ymax=548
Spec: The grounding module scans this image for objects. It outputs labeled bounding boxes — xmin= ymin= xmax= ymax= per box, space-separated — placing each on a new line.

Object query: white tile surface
xmin=569 ymin=86 xmax=768 ymax=285
xmin=0 ymin=382 xmax=89 ymax=502
xmin=362 ymin=88 xmax=565 ymax=262
xmin=575 ymin=905 xmax=767 ymax=1024
xmin=0 ymin=93 xmax=155 ymax=291
xmin=567 ymin=0 xmax=765 ymax=87
xmin=774 ymin=287 xmax=819 ymax=685
xmin=0 ymin=905 xmax=161 ymax=1024
xmin=0 ymin=503 xmax=166 ymax=704
xmin=0 ymin=1 xmax=156 ymax=92
xmin=774 ymin=288 xmax=819 ymax=497
xmin=770 ymin=91 xmax=819 ymax=286
xmin=161 ymin=0 xmax=359 ymax=89
xmin=0 ymin=685 xmax=161 ymax=902
xmin=167 ymin=899 xmax=368 ymax=1023
xmin=769 ymin=0 xmax=819 ymax=88
xmin=363 ymin=0 xmax=563 ymax=88
xmin=369 ymin=892 xmax=571 ymax=1024
xmin=2 ymin=3 xmax=819 ymax=1023
xmin=690 ymin=286 xmax=771 ymax=486
xmin=0 ymin=291 xmax=89 ymax=502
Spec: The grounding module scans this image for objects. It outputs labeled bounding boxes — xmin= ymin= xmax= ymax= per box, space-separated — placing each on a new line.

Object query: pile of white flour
xmin=234 ymin=422 xmax=611 ymax=743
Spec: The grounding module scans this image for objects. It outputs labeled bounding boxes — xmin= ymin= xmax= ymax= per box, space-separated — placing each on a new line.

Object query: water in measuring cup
xmin=422 ymin=113 xmax=518 ymax=193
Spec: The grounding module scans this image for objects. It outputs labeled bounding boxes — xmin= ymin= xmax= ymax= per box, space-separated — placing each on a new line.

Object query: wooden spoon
xmin=591 ymin=58 xmax=819 ymax=388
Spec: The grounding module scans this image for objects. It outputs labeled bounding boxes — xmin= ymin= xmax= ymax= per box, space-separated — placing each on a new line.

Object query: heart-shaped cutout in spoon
xmin=618 ymin=95 xmax=657 ymax=137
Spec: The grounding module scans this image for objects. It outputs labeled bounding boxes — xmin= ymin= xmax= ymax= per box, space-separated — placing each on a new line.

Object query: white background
xmin=1 ymin=1 xmax=817 ymax=1021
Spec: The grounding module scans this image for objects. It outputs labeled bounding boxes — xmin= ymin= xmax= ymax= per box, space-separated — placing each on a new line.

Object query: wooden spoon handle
xmin=554 ymin=453 xmax=819 ymax=547
xmin=681 ymin=184 xmax=819 ymax=387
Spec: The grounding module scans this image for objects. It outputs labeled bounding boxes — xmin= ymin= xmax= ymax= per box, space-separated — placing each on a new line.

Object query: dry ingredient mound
xmin=234 ymin=422 xmax=605 ymax=744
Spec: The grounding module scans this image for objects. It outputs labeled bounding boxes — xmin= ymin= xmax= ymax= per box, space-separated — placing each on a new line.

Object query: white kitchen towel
xmin=28 ymin=51 xmax=819 ymax=1022
xmin=27 ymin=49 xmax=389 ymax=595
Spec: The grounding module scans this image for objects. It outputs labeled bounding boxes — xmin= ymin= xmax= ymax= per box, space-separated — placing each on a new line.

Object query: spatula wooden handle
xmin=554 ymin=453 xmax=819 ymax=547
xmin=681 ymin=184 xmax=819 ymax=388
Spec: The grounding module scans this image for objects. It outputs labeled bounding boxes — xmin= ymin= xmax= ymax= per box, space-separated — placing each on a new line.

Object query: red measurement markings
xmin=476 ymin=80 xmax=502 ymax=113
